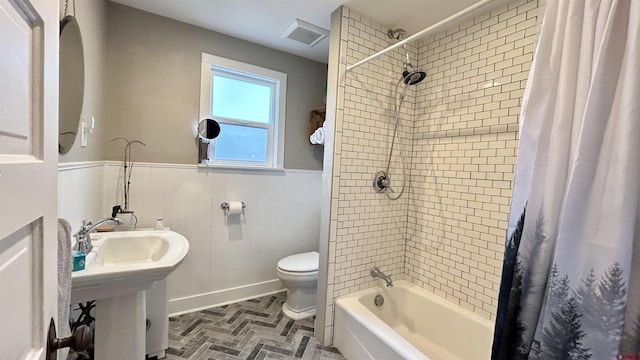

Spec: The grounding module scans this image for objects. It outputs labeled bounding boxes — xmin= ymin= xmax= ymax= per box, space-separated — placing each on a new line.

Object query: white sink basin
xmin=71 ymin=230 xmax=189 ymax=303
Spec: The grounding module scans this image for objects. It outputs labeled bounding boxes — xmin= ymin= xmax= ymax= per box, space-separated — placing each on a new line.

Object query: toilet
xmin=276 ymin=251 xmax=319 ymax=320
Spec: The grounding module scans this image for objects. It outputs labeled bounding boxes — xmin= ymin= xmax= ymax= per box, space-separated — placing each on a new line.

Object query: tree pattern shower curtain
xmin=492 ymin=0 xmax=640 ymax=359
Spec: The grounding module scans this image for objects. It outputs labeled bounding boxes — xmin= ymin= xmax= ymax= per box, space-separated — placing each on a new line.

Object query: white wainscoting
xmin=58 ymin=162 xmax=109 ymax=228
xmin=58 ymin=161 xmax=322 ymax=315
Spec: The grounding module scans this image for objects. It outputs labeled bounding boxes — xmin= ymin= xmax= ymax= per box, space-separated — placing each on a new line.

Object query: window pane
xmin=214 ymin=123 xmax=268 ymax=162
xmin=212 ymin=74 xmax=272 ymax=123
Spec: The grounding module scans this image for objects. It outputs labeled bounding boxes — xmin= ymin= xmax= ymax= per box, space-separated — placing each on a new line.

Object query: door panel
xmin=0 ymin=220 xmax=43 ymax=359
xmin=0 ymin=0 xmax=44 ymax=157
xmin=0 ymin=0 xmax=57 ymax=358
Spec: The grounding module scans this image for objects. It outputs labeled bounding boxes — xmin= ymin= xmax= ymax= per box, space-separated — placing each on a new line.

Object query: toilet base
xmin=282 ymin=302 xmax=316 ymax=320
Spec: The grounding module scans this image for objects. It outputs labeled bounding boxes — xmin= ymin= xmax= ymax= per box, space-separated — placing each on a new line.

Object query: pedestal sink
xmin=71 ymin=230 xmax=189 ymax=360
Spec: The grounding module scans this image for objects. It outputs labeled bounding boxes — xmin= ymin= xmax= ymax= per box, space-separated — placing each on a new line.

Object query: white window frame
xmin=200 ymin=53 xmax=287 ymax=169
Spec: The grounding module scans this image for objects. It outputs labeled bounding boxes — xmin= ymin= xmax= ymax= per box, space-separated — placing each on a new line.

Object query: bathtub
xmin=333 ymin=280 xmax=494 ymax=360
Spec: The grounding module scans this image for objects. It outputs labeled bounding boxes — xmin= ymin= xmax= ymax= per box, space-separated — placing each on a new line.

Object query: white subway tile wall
xmin=324 ymin=0 xmax=544 ymax=343
xmin=407 ymin=0 xmax=544 ymax=320
xmin=323 ymin=7 xmax=418 ymax=343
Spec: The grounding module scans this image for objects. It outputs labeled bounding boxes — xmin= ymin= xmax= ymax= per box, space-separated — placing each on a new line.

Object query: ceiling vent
xmin=280 ymin=19 xmax=329 ymax=47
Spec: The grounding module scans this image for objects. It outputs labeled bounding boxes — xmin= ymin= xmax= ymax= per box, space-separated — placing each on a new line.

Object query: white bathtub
xmin=334 ymin=280 xmax=494 ymax=360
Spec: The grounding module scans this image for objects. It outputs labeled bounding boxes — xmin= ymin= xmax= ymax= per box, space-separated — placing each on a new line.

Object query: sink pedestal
xmin=94 ymin=291 xmax=147 ymax=360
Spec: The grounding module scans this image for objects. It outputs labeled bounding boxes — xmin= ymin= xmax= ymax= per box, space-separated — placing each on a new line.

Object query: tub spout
xmin=370 ymin=267 xmax=393 ymax=288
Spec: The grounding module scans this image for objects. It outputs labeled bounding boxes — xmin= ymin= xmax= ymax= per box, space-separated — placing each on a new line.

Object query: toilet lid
xmin=277 ymin=251 xmax=319 ymax=272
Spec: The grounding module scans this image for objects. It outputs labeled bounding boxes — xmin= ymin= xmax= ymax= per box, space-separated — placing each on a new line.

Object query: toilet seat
xmin=277 ymin=251 xmax=318 ymax=273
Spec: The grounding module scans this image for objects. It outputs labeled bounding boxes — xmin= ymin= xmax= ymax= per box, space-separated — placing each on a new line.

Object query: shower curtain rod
xmin=345 ymin=0 xmax=497 ymax=72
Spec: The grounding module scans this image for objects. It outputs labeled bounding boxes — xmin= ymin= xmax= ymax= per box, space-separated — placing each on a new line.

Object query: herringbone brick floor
xmin=163 ymin=293 xmax=345 ymax=360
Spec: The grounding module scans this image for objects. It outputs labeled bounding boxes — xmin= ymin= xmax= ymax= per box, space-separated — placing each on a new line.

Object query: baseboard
xmin=168 ymin=279 xmax=285 ymax=316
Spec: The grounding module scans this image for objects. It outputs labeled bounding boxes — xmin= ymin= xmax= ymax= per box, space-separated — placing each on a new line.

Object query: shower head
xmin=387 ymin=28 xmax=407 ymax=41
xmin=402 ymin=69 xmax=427 ymax=85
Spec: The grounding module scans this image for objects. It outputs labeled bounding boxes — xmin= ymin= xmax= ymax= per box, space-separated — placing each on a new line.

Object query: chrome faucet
xmin=371 ymin=267 xmax=393 ymax=288
xmin=74 ymin=217 xmax=123 ymax=254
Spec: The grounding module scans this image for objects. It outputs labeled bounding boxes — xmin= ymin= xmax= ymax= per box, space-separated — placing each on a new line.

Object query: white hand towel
xmin=58 ymin=218 xmax=72 ymax=359
xmin=315 ymin=127 xmax=325 ymax=144
xmin=310 ymin=127 xmax=325 ymax=145
xmin=310 ymin=132 xmax=319 ymax=145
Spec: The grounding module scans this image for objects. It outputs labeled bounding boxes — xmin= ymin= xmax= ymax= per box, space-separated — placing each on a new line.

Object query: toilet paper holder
xmin=220 ymin=201 xmax=246 ymax=210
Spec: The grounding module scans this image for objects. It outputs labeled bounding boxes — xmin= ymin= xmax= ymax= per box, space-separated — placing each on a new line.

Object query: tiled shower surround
xmin=407 ymin=0 xmax=543 ymax=319
xmin=319 ymin=5 xmax=419 ymax=344
xmin=321 ymin=0 xmax=544 ymax=344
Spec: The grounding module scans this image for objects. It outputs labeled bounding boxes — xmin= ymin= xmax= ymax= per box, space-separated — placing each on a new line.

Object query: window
xmin=200 ymin=53 xmax=287 ymax=168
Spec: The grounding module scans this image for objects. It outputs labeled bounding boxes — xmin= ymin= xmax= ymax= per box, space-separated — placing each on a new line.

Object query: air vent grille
xmin=280 ymin=19 xmax=328 ymax=47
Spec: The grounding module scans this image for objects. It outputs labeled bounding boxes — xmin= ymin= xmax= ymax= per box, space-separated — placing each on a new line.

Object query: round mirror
xmin=59 ymin=15 xmax=85 ymax=154
xmin=198 ymin=118 xmax=221 ymax=141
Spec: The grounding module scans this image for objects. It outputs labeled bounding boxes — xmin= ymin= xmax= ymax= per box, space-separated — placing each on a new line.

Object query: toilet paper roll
xmin=227 ymin=201 xmax=244 ymax=215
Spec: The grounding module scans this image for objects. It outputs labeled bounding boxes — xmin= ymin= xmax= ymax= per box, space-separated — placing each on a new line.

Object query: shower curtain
xmin=492 ymin=0 xmax=640 ymax=359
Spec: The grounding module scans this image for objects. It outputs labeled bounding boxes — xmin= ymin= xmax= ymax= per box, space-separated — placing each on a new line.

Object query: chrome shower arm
xmin=402 ymin=44 xmax=411 ymax=70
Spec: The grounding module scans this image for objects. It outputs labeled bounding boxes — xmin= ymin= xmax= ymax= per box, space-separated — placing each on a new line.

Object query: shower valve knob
xmin=373 ymin=171 xmax=390 ymax=193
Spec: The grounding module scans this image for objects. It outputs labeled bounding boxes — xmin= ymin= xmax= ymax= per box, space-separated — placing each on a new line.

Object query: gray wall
xmin=104 ymin=2 xmax=326 ymax=169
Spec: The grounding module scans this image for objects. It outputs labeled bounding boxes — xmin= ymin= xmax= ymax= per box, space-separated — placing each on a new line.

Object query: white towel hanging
xmin=310 ymin=126 xmax=325 ymax=145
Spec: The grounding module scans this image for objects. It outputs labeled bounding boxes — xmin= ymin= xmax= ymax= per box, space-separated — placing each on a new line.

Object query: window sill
xmin=197 ymin=163 xmax=285 ymax=173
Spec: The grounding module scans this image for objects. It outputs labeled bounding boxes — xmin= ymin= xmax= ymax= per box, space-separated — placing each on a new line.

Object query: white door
xmin=0 ymin=0 xmax=59 ymax=359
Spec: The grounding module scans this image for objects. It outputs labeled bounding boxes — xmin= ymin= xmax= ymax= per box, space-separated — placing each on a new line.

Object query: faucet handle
xmin=76 ymin=220 xmax=92 ymax=233
xmin=73 ymin=220 xmax=91 ymax=240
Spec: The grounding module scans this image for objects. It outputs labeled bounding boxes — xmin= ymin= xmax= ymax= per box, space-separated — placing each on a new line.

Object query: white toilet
xmin=276 ymin=251 xmax=319 ymax=320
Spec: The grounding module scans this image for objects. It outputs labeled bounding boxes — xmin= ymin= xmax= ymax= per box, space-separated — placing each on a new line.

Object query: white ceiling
xmin=109 ymin=0 xmax=484 ymax=64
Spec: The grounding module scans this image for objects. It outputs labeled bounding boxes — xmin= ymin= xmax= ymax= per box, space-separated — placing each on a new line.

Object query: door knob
xmin=46 ymin=318 xmax=92 ymax=360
